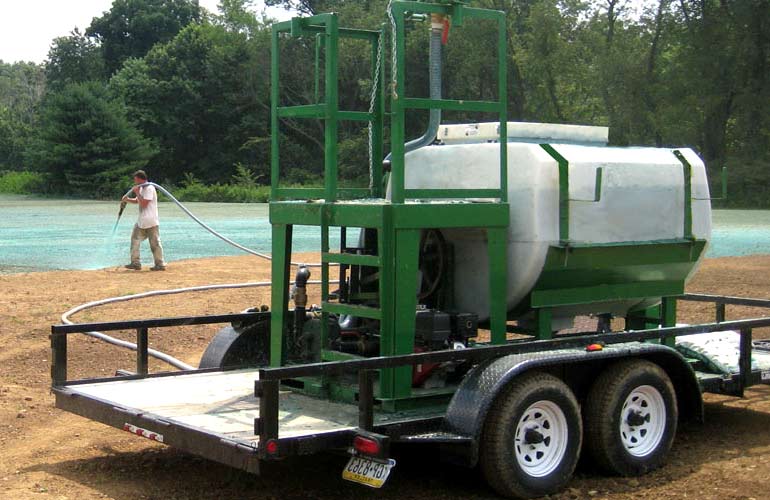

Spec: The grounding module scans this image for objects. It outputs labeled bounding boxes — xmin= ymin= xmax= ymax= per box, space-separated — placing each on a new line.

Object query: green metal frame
xmin=268 ymin=2 xmax=510 ymax=409
xmin=389 ymin=2 xmax=508 ymax=203
xmin=268 ymin=1 xmax=706 ymax=408
xmin=270 ymin=14 xmax=384 ymax=201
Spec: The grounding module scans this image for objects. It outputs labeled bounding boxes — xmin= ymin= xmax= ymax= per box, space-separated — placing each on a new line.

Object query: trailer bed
xmin=50 ymin=295 xmax=770 ymax=477
xmin=54 ymin=367 xmax=446 ymax=473
xmin=65 ymin=368 xmax=360 ymax=440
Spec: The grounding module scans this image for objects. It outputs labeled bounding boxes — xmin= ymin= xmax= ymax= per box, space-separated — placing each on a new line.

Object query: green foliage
xmin=0 ymin=61 xmax=44 ymax=169
xmin=264 ymin=0 xmax=330 ymax=15
xmin=45 ymin=29 xmax=106 ymax=90
xmin=217 ymin=0 xmax=263 ymax=33
xmin=170 ymin=168 xmax=271 ymax=202
xmin=231 ymin=163 xmax=262 ymax=187
xmin=87 ymin=0 xmax=201 ymax=74
xmin=28 ymin=82 xmax=157 ymax=197
xmin=174 ymin=181 xmax=271 ymax=202
xmin=0 ymin=106 xmax=30 ymax=170
xmin=110 ymin=21 xmax=260 ymax=183
xmin=717 ymin=157 xmax=770 ymax=209
xmin=3 ymin=0 xmax=768 ymax=207
xmin=0 ymin=170 xmax=46 ymax=194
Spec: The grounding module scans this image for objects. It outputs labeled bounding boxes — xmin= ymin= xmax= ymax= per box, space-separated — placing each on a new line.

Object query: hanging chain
xmin=387 ymin=0 xmax=397 ymax=99
xmin=367 ymin=29 xmax=384 ymax=189
xmin=367 ymin=0 xmax=397 ymax=190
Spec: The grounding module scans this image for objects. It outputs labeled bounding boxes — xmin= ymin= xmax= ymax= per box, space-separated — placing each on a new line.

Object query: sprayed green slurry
xmin=0 ymin=195 xmax=767 ymax=274
xmin=0 ymin=196 xmax=339 ymax=273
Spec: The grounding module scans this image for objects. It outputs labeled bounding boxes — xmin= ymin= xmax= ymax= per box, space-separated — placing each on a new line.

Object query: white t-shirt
xmin=136 ymin=185 xmax=160 ymax=229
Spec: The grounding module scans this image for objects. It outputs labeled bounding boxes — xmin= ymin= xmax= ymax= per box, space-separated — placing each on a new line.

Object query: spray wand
xmin=112 ymin=199 xmax=128 ymax=235
xmin=113 ymin=184 xmax=140 ymax=234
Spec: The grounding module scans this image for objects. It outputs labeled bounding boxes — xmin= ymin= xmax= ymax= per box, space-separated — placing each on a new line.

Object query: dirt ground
xmin=1 ymin=254 xmax=770 ymax=500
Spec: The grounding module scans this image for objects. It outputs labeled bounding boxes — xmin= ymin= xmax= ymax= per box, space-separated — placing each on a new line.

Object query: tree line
xmin=0 ymin=0 xmax=767 ymax=205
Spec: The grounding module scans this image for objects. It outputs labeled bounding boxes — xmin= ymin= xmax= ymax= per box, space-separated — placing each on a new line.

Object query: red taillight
xmin=265 ymin=439 xmax=279 ymax=455
xmin=353 ymin=435 xmax=381 ymax=456
xmin=586 ymin=343 xmax=604 ymax=352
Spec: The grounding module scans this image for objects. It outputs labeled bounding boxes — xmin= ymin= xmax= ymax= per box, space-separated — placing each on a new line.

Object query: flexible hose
xmin=70 ymin=181 xmax=338 ymax=371
xmin=124 ymin=182 xmax=322 ymax=268
xmin=406 ymin=22 xmax=443 ymax=154
xmin=80 ymin=10 xmax=447 ymax=372
xmin=384 ymin=23 xmax=443 ymax=163
xmin=78 ymin=11 xmax=443 ymax=370
xmin=62 ymin=280 xmax=333 ymax=371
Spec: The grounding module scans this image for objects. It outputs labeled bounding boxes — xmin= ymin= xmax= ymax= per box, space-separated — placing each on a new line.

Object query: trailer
xmin=52 ymin=296 xmax=770 ymax=497
xmin=51 ymin=2 xmax=770 ymax=498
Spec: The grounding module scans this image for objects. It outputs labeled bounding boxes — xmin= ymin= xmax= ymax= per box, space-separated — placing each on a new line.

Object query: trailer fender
xmin=443 ymin=344 xmax=702 ymax=467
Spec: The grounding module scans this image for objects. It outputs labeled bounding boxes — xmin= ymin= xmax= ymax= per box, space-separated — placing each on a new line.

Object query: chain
xmin=367 ymin=0 xmax=397 ymax=190
xmin=387 ymin=0 xmax=397 ymax=99
xmin=367 ymin=28 xmax=384 ymax=188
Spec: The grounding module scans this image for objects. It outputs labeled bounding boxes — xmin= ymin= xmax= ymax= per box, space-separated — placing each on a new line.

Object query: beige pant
xmin=130 ymin=225 xmax=165 ymax=267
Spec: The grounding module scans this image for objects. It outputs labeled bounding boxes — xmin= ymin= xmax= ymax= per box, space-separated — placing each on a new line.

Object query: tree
xmin=28 ymin=82 xmax=156 ymax=196
xmin=45 ymin=29 xmax=106 ymax=90
xmin=110 ymin=22 xmax=259 ymax=183
xmin=87 ymin=0 xmax=201 ymax=74
xmin=264 ymin=0 xmax=330 ymax=15
xmin=0 ymin=61 xmax=45 ymax=168
xmin=4 ymin=0 xmax=768 ymax=205
xmin=217 ymin=0 xmax=262 ymax=33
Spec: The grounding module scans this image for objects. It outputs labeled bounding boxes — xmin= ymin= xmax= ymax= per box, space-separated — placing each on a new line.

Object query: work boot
xmin=124 ymin=263 xmax=142 ymax=270
xmin=150 ymin=265 xmax=166 ymax=271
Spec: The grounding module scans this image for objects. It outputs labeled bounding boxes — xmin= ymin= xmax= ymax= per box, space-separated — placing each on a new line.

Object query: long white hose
xmin=61 ymin=280 xmax=330 ymax=371
xmin=65 ymin=182 xmax=335 ymax=371
xmin=127 ymin=182 xmax=322 ymax=268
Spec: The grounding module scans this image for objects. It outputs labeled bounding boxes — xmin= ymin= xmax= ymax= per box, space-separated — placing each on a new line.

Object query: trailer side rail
xmin=50 ymin=311 xmax=267 ymax=385
xmin=51 ymin=294 xmax=770 ymax=459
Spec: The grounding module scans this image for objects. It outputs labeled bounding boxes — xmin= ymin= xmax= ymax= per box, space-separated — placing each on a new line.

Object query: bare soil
xmin=1 ymin=255 xmax=770 ymax=500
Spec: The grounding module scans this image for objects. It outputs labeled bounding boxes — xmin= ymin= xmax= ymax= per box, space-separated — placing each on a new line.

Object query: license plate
xmin=762 ymin=370 xmax=770 ymax=381
xmin=342 ymin=456 xmax=396 ymax=488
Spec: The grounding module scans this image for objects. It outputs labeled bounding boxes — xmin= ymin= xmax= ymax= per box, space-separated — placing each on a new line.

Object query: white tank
xmin=397 ymin=122 xmax=712 ymax=324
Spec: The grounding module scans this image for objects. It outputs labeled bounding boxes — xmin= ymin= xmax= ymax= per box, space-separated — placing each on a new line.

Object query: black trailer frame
xmin=51 ymin=294 xmax=770 ymax=473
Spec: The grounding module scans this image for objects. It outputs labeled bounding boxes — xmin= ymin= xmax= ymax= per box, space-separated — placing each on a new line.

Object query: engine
xmin=288 ymin=227 xmax=479 ymax=388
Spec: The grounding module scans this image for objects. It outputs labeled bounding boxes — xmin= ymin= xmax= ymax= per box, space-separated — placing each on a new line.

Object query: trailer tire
xmin=480 ymin=371 xmax=582 ymax=499
xmin=584 ymin=359 xmax=677 ymax=476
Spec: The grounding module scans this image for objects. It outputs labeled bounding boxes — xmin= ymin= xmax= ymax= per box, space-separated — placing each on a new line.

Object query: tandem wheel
xmin=480 ymin=371 xmax=582 ymax=499
xmin=584 ymin=359 xmax=678 ymax=476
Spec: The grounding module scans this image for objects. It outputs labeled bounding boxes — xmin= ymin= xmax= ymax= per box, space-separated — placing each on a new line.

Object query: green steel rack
xmin=267 ymin=1 xmax=707 ymax=406
xmin=268 ymin=2 xmax=510 ymax=407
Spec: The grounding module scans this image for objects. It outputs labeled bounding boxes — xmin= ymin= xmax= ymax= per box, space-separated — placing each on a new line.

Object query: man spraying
xmin=122 ymin=170 xmax=166 ymax=271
